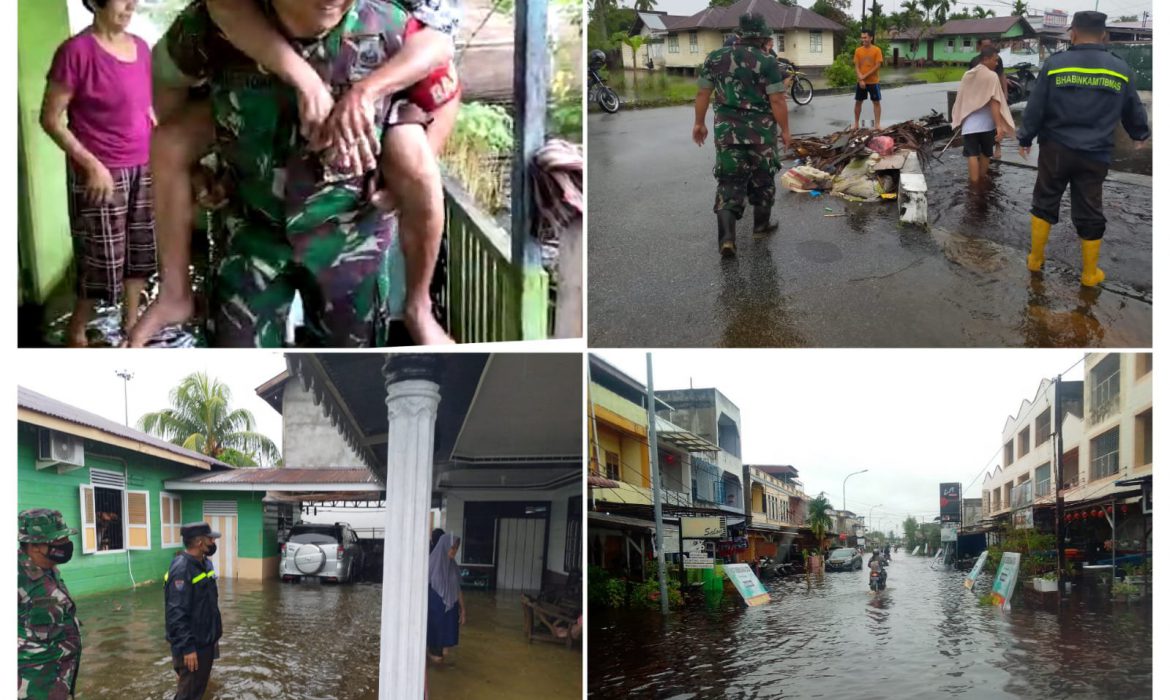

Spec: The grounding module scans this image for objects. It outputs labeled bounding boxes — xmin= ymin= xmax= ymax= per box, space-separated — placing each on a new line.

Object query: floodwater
xmin=588 ymin=556 xmax=1152 ymax=699
xmin=72 ymin=580 xmax=580 ymax=700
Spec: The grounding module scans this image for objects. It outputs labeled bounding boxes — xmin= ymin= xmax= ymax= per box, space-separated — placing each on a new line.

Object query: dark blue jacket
xmin=1016 ymin=44 xmax=1149 ymax=161
xmin=164 ymin=552 xmax=222 ymax=656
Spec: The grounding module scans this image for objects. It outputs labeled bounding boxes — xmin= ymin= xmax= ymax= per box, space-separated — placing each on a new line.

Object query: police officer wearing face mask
xmin=165 ymin=522 xmax=223 ymax=700
xmin=18 ymin=508 xmax=82 ymax=699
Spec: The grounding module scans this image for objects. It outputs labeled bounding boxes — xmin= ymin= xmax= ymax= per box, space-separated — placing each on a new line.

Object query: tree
xmin=139 ymin=372 xmax=282 ymax=467
xmin=1012 ymin=0 xmax=1027 ymax=17
xmin=932 ymin=0 xmax=951 ymax=25
xmin=709 ymin=0 xmax=738 ymax=7
xmin=902 ymin=516 xmax=918 ymax=548
xmin=972 ymin=6 xmax=995 ymax=19
xmin=633 ymin=0 xmax=658 ymax=11
xmin=806 ymin=495 xmax=834 ymax=553
xmin=1117 ymin=15 xmax=1139 ymax=23
xmin=811 ymin=0 xmax=852 ymax=27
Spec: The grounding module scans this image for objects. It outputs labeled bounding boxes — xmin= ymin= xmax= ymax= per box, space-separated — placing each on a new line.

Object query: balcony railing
xmin=440 ymin=177 xmax=550 ymax=343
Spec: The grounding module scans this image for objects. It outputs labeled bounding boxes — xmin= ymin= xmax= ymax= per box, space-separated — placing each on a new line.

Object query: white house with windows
xmin=620 ymin=1 xmax=844 ymax=73
xmin=982 ymin=353 xmax=1153 ymax=531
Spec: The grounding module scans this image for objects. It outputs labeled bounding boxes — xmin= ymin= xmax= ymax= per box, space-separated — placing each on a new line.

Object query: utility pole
xmin=1054 ymin=374 xmax=1066 ymax=601
xmin=843 ymin=469 xmax=868 ymax=513
xmin=645 ymin=353 xmax=670 ymax=615
xmin=114 ymin=370 xmax=134 ymax=426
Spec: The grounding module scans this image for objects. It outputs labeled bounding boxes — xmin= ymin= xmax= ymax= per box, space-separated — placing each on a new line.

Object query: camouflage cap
xmin=18 ymin=509 xmax=78 ymax=544
xmin=737 ymin=12 xmax=771 ymax=40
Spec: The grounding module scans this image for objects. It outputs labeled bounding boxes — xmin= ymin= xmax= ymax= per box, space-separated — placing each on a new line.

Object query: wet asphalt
xmin=587 ymin=83 xmax=1152 ymax=348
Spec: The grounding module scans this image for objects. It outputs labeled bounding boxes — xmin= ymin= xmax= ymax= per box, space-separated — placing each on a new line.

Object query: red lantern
xmin=1078 ymin=511 xmax=1085 ymax=520
xmin=1098 ymin=509 xmax=1105 ymax=518
xmin=1122 ymin=504 xmax=1128 ymax=515
xmin=1107 ymin=505 xmax=1113 ymax=514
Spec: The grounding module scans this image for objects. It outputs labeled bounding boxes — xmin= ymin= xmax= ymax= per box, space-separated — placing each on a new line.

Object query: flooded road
xmin=73 ymin=580 xmax=580 ymax=699
xmin=588 ymin=556 xmax=1152 ymax=699
xmin=588 ymin=92 xmax=1152 ymax=347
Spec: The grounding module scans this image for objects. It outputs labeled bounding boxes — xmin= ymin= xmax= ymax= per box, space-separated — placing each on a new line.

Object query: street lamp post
xmin=842 ymin=469 xmax=868 ymax=513
xmin=114 ymin=370 xmax=134 ymax=426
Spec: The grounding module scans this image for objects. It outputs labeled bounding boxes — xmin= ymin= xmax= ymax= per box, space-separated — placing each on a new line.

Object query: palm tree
xmin=633 ymin=0 xmax=657 ymax=11
xmin=806 ymin=494 xmax=834 ymax=553
xmin=932 ymin=0 xmax=951 ymax=25
xmin=139 ymin=372 xmax=282 ymax=467
xmin=919 ymin=0 xmax=938 ymax=26
xmin=1012 ymin=0 xmax=1028 ymax=17
xmin=973 ymin=6 xmax=994 ymax=19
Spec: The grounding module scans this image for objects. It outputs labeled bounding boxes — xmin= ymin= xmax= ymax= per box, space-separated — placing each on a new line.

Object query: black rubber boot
xmin=717 ymin=210 xmax=737 ymax=257
xmin=753 ymin=205 xmax=778 ymax=235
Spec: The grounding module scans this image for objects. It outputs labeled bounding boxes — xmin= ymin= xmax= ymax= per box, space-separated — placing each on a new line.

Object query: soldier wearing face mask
xmin=18 ymin=509 xmax=82 ymax=699
xmin=165 ymin=522 xmax=223 ymax=700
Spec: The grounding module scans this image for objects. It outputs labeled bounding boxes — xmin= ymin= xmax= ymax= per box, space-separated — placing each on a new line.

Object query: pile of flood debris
xmin=780 ymin=112 xmax=945 ymax=204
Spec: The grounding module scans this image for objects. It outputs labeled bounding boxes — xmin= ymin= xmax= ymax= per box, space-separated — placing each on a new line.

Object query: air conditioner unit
xmin=36 ymin=429 xmax=86 ymax=473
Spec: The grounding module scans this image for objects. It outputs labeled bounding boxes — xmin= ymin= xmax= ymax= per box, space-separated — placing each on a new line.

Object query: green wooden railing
xmin=440 ymin=177 xmax=549 ymax=343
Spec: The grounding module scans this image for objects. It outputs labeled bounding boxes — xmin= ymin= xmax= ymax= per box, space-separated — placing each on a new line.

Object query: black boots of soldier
xmin=753 ymin=205 xmax=778 ymax=236
xmin=717 ymin=210 xmax=737 ymax=257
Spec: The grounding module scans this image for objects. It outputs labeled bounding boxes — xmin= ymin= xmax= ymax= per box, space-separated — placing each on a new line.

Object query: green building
xmin=17 ymin=386 xmax=279 ymax=598
xmin=887 ymin=16 xmax=1036 ymax=66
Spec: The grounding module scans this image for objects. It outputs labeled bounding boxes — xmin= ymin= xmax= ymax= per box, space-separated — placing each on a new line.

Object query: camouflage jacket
xmin=17 ymin=550 xmax=82 ymax=674
xmin=698 ymin=45 xmax=786 ymax=148
xmin=164 ymin=0 xmax=413 ymax=263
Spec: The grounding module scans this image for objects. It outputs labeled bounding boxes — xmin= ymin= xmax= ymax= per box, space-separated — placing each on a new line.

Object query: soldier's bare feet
xmin=405 ymin=303 xmax=455 ymax=345
xmin=129 ymin=292 xmax=194 ymax=347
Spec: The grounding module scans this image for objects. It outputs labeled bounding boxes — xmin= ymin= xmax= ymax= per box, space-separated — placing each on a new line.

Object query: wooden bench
xmin=520 ymin=593 xmax=579 ymax=649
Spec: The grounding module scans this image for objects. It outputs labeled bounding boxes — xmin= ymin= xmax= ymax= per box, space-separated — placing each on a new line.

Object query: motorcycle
xmin=869 ymin=566 xmax=888 ymax=592
xmin=1006 ymin=63 xmax=1038 ymax=105
xmin=589 ymin=67 xmax=621 ymax=114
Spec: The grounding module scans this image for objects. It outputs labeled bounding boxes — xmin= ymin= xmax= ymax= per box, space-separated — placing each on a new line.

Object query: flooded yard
xmin=588 ymin=556 xmax=1152 ymax=699
xmin=72 ymin=580 xmax=580 ymax=699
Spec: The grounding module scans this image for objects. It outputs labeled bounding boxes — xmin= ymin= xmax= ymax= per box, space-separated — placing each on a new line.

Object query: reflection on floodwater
xmin=589 ymin=556 xmax=1152 ymax=699
xmin=72 ymin=580 xmax=580 ymax=700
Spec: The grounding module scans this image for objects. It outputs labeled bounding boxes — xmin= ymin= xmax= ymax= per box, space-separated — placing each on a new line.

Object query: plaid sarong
xmin=66 ymin=163 xmax=157 ymax=302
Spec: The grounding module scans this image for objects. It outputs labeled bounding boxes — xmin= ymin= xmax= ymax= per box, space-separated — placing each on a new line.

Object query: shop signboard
xmin=682 ymin=538 xmax=714 ymax=569
xmin=990 ymin=552 xmax=1022 ymax=610
xmin=681 ymin=516 xmax=725 ymax=539
xmin=964 ymin=550 xmax=989 ymax=590
xmin=1011 ymin=507 xmax=1034 ymax=530
xmin=941 ymin=523 xmax=958 ymax=542
xmin=661 ymin=523 xmax=680 ymax=553
xmin=723 ymin=563 xmax=771 ymax=606
xmin=940 ymin=483 xmax=962 ymax=524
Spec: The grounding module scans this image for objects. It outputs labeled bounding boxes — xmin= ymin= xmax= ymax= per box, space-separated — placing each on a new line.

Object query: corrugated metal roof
xmin=937 ymin=16 xmax=1035 ymax=37
xmin=18 ymin=386 xmax=232 ymax=469
xmin=638 ymin=11 xmax=667 ymax=33
xmin=671 ymin=0 xmax=845 ymax=33
xmin=174 ymin=467 xmax=379 ymax=485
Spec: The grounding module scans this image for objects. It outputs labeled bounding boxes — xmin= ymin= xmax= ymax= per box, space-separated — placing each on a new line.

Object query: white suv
xmin=280 ymin=523 xmax=364 ymax=584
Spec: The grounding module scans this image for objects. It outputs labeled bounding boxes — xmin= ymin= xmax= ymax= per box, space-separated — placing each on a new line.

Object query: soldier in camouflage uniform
xmin=693 ymin=13 xmax=792 ymax=257
xmin=17 ymin=509 xmax=82 ymax=700
xmin=158 ymin=0 xmax=430 ymax=347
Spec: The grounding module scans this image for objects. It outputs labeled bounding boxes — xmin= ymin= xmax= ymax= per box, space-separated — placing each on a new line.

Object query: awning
xmin=655 ymin=416 xmax=719 ymax=453
xmin=587 ymin=511 xmax=660 ymax=531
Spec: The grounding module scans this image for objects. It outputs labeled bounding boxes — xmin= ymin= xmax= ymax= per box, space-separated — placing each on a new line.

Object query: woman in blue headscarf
xmin=427 ymin=532 xmax=465 ymax=664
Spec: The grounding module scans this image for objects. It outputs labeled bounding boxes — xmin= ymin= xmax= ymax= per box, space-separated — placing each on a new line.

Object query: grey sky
xmin=616 ymin=1 xmax=1152 ymax=23
xmin=19 ymin=351 xmax=287 ymax=454
xmin=595 ymin=350 xmax=1086 ymax=535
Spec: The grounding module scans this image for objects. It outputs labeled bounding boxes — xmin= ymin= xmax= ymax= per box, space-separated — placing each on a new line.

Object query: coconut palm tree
xmin=139 ymin=372 xmax=282 ymax=467
xmin=932 ymin=0 xmax=951 ymax=25
xmin=1012 ymin=0 xmax=1028 ymax=17
xmin=806 ymin=494 xmax=834 ymax=553
xmin=633 ymin=0 xmax=657 ymax=11
xmin=972 ymin=6 xmax=994 ymax=19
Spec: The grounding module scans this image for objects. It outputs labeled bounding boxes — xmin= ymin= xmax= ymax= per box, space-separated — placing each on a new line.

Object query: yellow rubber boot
xmin=1081 ymin=239 xmax=1106 ymax=287
xmin=1027 ymin=216 xmax=1051 ymax=272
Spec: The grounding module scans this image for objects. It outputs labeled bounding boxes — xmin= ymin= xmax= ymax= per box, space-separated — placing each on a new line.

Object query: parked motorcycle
xmin=1006 ymin=63 xmax=1037 ymax=105
xmin=588 ymin=49 xmax=621 ymax=114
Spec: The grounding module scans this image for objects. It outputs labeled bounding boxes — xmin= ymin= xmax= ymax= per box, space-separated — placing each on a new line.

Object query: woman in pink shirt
xmin=40 ymin=0 xmax=156 ymax=347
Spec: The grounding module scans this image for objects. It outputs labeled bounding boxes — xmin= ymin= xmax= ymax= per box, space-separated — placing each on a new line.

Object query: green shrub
xmin=588 ymin=566 xmax=626 ymax=608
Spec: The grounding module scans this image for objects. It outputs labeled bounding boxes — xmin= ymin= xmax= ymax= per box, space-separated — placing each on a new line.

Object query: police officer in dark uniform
xmin=1016 ymin=11 xmax=1149 ymax=287
xmin=165 ymin=522 xmax=223 ymax=700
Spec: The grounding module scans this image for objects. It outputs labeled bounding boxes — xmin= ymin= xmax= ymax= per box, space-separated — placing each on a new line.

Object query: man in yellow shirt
xmin=853 ymin=30 xmax=883 ymax=130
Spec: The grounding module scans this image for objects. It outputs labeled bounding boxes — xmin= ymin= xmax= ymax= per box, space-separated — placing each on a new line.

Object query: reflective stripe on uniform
xmin=1048 ymin=67 xmax=1129 ymax=82
xmin=192 ymin=572 xmax=208 ymax=584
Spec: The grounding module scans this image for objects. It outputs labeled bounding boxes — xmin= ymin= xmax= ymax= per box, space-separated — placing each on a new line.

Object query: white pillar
xmin=379 ymin=356 xmax=442 ymax=700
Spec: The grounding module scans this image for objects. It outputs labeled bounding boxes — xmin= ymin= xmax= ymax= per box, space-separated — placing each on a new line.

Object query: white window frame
xmin=160 ymin=492 xmax=183 ymax=548
xmin=1090 ymin=427 xmax=1121 ymax=481
xmin=126 ymin=490 xmax=152 ymax=551
xmin=963 ymin=37 xmax=973 ymax=49
xmin=82 ymin=473 xmax=135 ymax=555
xmin=80 ymin=484 xmax=97 ymax=555
xmin=809 ymin=31 xmax=823 ymax=54
xmin=668 ymin=35 xmax=679 ymax=54
xmin=690 ymin=31 xmax=698 ymax=53
xmin=775 ymin=32 xmax=785 ymax=53
xmin=948 ymin=38 xmax=956 ymax=50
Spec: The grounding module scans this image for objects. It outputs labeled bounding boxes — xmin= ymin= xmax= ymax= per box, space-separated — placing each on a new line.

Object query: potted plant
xmin=1034 ymin=571 xmax=1059 ymax=593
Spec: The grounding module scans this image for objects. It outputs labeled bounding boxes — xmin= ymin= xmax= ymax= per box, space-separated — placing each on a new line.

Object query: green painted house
xmin=887 ymin=16 xmax=1037 ymax=66
xmin=17 ymin=386 xmax=279 ymax=598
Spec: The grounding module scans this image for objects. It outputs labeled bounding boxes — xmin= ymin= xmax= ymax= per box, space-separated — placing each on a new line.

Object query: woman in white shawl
xmin=427 ymin=533 xmax=465 ymax=664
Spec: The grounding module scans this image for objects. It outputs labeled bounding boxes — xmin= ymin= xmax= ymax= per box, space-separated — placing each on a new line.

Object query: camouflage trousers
xmin=209 ymin=209 xmax=396 ymax=348
xmin=18 ymin=658 xmax=77 ymax=699
xmin=713 ymin=144 xmax=779 ymax=218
